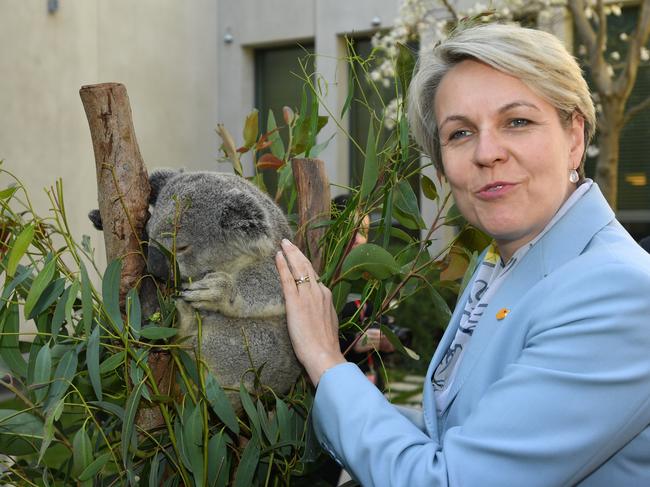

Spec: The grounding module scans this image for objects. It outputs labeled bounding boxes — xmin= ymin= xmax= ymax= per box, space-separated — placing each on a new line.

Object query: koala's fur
xmin=90 ymin=169 xmax=300 ymax=410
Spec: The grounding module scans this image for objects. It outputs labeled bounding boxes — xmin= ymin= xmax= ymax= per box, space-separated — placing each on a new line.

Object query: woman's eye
xmin=449 ymin=129 xmax=471 ymax=141
xmin=508 ymin=118 xmax=530 ymax=128
xmin=176 ymin=244 xmax=190 ymax=253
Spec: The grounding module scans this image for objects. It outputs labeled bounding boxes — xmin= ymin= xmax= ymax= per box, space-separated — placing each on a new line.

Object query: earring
xmin=569 ymin=169 xmax=579 ymax=184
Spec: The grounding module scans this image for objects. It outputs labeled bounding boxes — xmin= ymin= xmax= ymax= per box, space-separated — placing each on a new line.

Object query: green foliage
xmin=0 ymin=42 xmax=487 ymax=484
xmin=0 ymin=166 xmax=315 ymax=486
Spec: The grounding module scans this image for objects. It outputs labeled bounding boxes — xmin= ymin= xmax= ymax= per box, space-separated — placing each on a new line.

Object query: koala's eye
xmin=175 ymin=244 xmax=191 ymax=253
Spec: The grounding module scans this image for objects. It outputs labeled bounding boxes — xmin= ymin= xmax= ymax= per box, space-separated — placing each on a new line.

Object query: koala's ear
xmin=221 ymin=190 xmax=266 ymax=234
xmin=149 ymin=169 xmax=179 ymax=205
xmin=88 ymin=209 xmax=103 ymax=231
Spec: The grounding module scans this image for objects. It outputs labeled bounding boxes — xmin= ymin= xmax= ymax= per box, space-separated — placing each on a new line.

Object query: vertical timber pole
xmin=291 ymin=158 xmax=331 ymax=274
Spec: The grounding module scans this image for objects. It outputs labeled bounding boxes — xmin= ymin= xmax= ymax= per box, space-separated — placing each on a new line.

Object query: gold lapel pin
xmin=496 ymin=308 xmax=510 ymax=320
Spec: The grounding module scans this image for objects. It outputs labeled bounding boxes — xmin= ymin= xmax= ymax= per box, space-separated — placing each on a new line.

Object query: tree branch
xmin=614 ymin=0 xmax=650 ymax=99
xmin=440 ymin=0 xmax=459 ymax=21
xmin=623 ymin=95 xmax=650 ymax=126
xmin=568 ymin=0 xmax=611 ymax=95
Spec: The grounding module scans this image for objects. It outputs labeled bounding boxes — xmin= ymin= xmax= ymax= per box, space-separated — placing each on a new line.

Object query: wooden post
xmin=80 ymin=83 xmax=165 ymax=430
xmin=79 ymin=82 xmax=151 ymax=303
xmin=291 ymin=158 xmax=331 ymax=274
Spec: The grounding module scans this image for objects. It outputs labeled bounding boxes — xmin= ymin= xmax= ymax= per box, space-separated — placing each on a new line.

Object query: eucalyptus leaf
xmin=243 ymin=109 xmax=259 ymax=149
xmin=24 ymin=254 xmax=57 ymax=319
xmin=421 ymin=174 xmax=439 ymax=201
xmin=102 ymin=259 xmax=124 ymax=333
xmin=46 ymin=349 xmax=78 ymax=413
xmin=99 ymin=351 xmax=125 ymax=375
xmin=122 ymin=380 xmax=144 ymax=467
xmin=183 ymin=403 xmax=204 ymax=486
xmin=275 ymin=397 xmax=292 ymax=456
xmin=0 ymin=409 xmax=43 ymax=455
xmin=207 ymin=432 xmax=230 ymax=487
xmin=33 ymin=343 xmax=52 ymax=404
xmin=78 ymin=452 xmax=111 ymax=481
xmin=29 ymin=277 xmax=65 ymax=319
xmin=205 ymin=373 xmax=239 ymax=435
xmin=0 ymin=303 xmax=28 ymax=378
xmin=379 ymin=324 xmax=420 ymax=360
xmin=6 ymin=224 xmax=34 ymax=278
xmin=89 ymin=400 xmax=125 ymax=421
xmin=126 ymin=288 xmax=141 ymax=339
xmin=340 ymin=243 xmax=400 ymax=281
xmin=233 ymin=435 xmax=260 ymax=487
xmin=38 ymin=398 xmax=63 ymax=463
xmin=140 ymin=326 xmax=177 ymax=340
xmin=1 ymin=264 xmax=32 ymax=306
xmin=359 ymin=122 xmax=378 ymax=200
xmin=239 ymin=382 xmax=260 ymax=437
xmin=393 ymin=180 xmax=426 ymax=229
xmin=267 ymin=110 xmax=285 ymax=160
xmin=148 ymin=451 xmax=163 ymax=487
xmin=0 ymin=185 xmax=18 ymax=200
xmin=80 ymin=261 xmax=94 ymax=337
xmin=72 ymin=426 xmax=93 ymax=479
xmin=51 ymin=285 xmax=72 ymax=340
xmin=87 ymin=325 xmax=102 ymax=401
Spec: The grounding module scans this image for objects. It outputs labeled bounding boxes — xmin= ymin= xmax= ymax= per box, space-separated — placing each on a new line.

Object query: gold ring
xmin=294 ymin=275 xmax=311 ymax=285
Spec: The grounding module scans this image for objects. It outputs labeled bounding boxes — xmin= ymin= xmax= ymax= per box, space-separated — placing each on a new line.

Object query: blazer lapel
xmin=435 ymin=184 xmax=615 ymax=414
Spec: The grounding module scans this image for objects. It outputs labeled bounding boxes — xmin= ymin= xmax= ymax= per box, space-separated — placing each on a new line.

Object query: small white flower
xmin=578 ymin=45 xmax=587 ymax=56
xmin=585 ymin=7 xmax=593 ymax=19
xmin=611 ymin=4 xmax=622 ymax=16
xmin=641 ymin=47 xmax=650 ymax=62
xmin=619 ymin=32 xmax=628 ymax=41
xmin=606 ymin=64 xmax=614 ymax=77
xmin=370 ymin=71 xmax=381 ymax=82
xmin=586 ymin=145 xmax=600 ymax=158
xmin=610 ymin=51 xmax=620 ymax=61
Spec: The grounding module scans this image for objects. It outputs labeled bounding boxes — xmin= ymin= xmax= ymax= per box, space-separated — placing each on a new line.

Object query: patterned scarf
xmin=432 ymin=180 xmax=593 ymax=412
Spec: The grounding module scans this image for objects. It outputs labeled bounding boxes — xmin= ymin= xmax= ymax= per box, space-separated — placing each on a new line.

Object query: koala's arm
xmin=181 ymin=261 xmax=285 ymax=318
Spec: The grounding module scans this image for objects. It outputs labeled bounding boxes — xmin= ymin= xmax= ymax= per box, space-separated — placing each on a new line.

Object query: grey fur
xmin=146 ymin=169 xmax=299 ymax=410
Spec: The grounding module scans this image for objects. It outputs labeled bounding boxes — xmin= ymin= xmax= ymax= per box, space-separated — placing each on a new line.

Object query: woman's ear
xmin=569 ymin=113 xmax=586 ymax=169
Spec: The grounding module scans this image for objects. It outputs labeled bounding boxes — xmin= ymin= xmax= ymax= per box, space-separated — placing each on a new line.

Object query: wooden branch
xmin=80 ymin=83 xmax=165 ymax=431
xmin=291 ymin=158 xmax=331 ymax=274
xmin=623 ymin=95 xmax=650 ymax=126
xmin=79 ymin=83 xmax=150 ymax=303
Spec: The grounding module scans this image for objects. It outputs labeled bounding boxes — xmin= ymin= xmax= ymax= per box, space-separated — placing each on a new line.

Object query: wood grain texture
xmin=291 ymin=158 xmax=331 ymax=274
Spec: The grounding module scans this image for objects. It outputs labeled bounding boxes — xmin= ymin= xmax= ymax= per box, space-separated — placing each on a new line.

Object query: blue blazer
xmin=312 ymin=184 xmax=650 ymax=486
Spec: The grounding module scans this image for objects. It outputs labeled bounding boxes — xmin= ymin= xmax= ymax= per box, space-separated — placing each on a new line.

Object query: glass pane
xmin=254 ymin=43 xmax=315 ymax=197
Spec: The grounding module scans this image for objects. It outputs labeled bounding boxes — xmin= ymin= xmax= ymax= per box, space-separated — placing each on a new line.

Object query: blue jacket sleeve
xmin=312 ymin=263 xmax=650 ymax=487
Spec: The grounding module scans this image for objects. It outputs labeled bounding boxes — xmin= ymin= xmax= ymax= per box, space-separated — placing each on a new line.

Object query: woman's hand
xmin=275 ymin=239 xmax=346 ymax=386
xmin=353 ymin=328 xmax=397 ymax=353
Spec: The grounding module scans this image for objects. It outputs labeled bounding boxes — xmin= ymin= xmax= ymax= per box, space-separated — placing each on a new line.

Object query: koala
xmin=90 ymin=169 xmax=300 ymax=410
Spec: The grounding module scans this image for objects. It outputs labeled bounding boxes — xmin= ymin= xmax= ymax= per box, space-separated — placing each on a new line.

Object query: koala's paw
xmin=180 ymin=272 xmax=234 ymax=313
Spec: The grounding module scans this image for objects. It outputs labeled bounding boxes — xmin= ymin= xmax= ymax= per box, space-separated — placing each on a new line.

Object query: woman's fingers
xmin=275 ymin=239 xmax=345 ymax=386
xmin=280 ymin=239 xmax=317 ymax=284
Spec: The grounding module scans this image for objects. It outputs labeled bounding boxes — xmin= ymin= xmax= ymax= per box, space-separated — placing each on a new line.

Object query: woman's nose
xmin=473 ymin=130 xmax=508 ymax=167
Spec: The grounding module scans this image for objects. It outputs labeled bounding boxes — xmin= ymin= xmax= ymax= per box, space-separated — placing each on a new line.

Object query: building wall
xmin=216 ymin=0 xmax=455 ymax=251
xmin=0 ymin=1 xmax=219 ymax=270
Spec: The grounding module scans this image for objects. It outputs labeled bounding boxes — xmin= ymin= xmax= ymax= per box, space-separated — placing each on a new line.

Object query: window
xmin=254 ymin=43 xmax=315 ymax=198
xmin=579 ymin=5 xmax=650 ymax=240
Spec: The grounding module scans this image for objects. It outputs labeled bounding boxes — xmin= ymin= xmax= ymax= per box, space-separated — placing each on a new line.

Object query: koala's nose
xmin=147 ymin=245 xmax=170 ymax=281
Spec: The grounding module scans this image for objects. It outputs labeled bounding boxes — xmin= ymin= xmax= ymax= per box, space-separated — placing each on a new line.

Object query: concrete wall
xmin=0 ymin=1 xmax=219 ymax=270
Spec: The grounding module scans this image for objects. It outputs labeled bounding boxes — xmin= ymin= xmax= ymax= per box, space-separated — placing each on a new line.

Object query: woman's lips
xmin=476 ymin=182 xmax=517 ymax=200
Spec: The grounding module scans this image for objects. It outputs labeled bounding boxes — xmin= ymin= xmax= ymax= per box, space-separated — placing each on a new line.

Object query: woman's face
xmin=434 ymin=60 xmax=585 ymax=260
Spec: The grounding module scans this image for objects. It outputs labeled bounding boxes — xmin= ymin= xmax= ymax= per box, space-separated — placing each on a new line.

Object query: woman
xmin=276 ymin=23 xmax=650 ymax=486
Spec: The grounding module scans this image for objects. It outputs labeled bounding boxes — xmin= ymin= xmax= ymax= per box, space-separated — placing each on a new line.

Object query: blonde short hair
xmin=407 ymin=23 xmax=596 ymax=175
